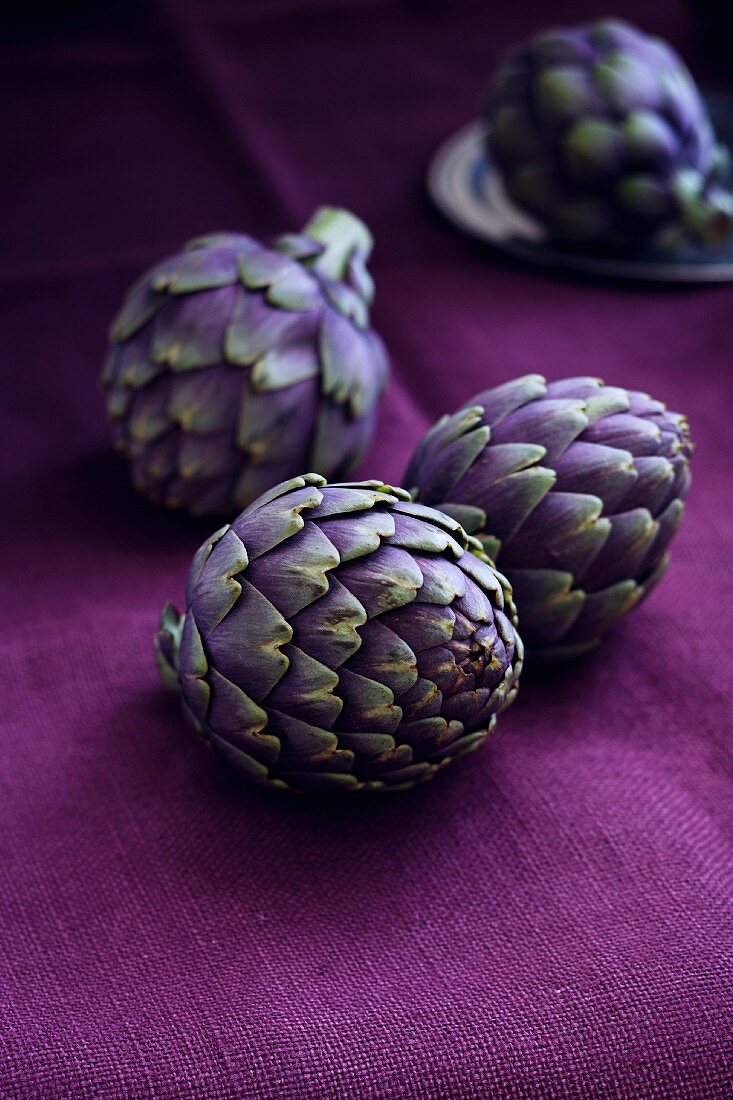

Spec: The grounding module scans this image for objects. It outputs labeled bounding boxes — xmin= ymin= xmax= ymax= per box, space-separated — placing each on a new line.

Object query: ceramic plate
xmin=427 ymin=98 xmax=733 ymax=283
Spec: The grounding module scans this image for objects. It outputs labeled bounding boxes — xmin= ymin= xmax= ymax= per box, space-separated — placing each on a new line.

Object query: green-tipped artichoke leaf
xmin=336 ymin=667 xmax=402 ymax=734
xmin=209 ymin=734 xmax=272 ymax=784
xmin=237 ymin=247 xmax=294 ymax=290
xmin=110 ymin=283 xmax=167 ymax=343
xmin=345 ymin=619 xmax=418 ymax=699
xmin=206 ymin=668 xmax=276 ymax=763
xmin=233 ymin=483 xmax=325 ymax=559
xmin=250 ymin=344 xmax=320 ymax=391
xmin=316 ymin=510 xmax=396 ymax=562
xmin=584 ymin=388 xmax=631 ymax=421
xmin=244 ymin=520 xmax=339 ymax=618
xmin=189 ymin=527 xmax=248 ymax=637
xmin=153 ymin=247 xmax=239 ymax=294
xmin=266 ymin=645 xmax=342 ymax=730
xmin=268 ymin=710 xmax=345 ymax=768
xmin=155 ymin=603 xmax=184 ymax=692
xmin=435 ymin=502 xmax=486 ymax=536
xmin=507 ymin=568 xmax=585 ymax=642
xmin=186 ymin=526 xmax=230 ymax=604
xmin=318 ymin=310 xmax=384 ymax=417
xmin=265 ymin=265 xmax=321 ymax=312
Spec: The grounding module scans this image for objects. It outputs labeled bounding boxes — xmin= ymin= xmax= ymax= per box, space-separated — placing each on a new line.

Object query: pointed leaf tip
xmin=155 ymin=604 xmax=184 ymax=692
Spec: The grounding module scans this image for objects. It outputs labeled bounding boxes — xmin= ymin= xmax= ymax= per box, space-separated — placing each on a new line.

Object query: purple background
xmin=2 ymin=1 xmax=732 ymax=1096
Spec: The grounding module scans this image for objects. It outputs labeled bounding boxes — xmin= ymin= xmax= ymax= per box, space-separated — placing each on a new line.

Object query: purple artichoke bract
xmin=485 ymin=18 xmax=733 ymax=249
xmin=102 ymin=208 xmax=388 ymax=516
xmin=405 ymin=375 xmax=693 ymax=661
xmin=156 ymin=473 xmax=523 ymax=792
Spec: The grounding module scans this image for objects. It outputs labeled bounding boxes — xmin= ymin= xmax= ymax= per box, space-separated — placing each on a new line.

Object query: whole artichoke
xmin=485 ymin=18 xmax=733 ymax=249
xmin=156 ymin=473 xmax=523 ymax=792
xmin=405 ymin=375 xmax=692 ymax=661
xmin=102 ymin=208 xmax=388 ymax=516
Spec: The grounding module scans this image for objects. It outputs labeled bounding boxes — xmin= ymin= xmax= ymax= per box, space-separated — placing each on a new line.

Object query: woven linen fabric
xmin=1 ymin=1 xmax=732 ymax=1097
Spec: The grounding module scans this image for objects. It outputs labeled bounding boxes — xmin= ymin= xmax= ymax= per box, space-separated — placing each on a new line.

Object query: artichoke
xmin=156 ymin=473 xmax=523 ymax=792
xmin=485 ymin=18 xmax=733 ymax=249
xmin=405 ymin=375 xmax=692 ymax=661
xmin=102 ymin=208 xmax=388 ymax=516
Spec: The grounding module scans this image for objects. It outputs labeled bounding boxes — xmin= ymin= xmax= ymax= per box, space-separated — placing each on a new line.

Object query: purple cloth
xmin=2 ymin=1 xmax=732 ymax=1096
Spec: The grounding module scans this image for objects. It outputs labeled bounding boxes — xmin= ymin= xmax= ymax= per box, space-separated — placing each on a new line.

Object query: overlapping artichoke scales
xmin=157 ymin=474 xmax=523 ymax=793
xmin=405 ymin=375 xmax=692 ymax=660
xmin=102 ymin=213 xmax=388 ymax=516
xmin=485 ymin=18 xmax=733 ymax=249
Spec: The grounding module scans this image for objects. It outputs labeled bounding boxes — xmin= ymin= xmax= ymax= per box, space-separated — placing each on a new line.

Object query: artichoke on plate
xmin=405 ymin=375 xmax=692 ymax=661
xmin=485 ymin=18 xmax=733 ymax=249
xmin=156 ymin=473 xmax=523 ymax=792
xmin=102 ymin=208 xmax=388 ymax=516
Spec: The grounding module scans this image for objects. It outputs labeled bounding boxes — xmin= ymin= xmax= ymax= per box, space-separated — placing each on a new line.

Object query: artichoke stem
xmin=301 ymin=206 xmax=374 ymax=295
xmin=155 ymin=603 xmax=184 ymax=693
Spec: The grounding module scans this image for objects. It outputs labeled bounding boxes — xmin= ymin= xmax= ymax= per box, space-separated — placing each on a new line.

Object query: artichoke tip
xmin=300 ymin=206 xmax=374 ymax=297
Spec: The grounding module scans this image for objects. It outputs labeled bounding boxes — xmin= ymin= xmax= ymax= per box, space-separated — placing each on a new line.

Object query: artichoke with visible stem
xmin=156 ymin=473 xmax=523 ymax=793
xmin=485 ymin=18 xmax=733 ymax=250
xmin=102 ymin=208 xmax=388 ymax=516
xmin=405 ymin=375 xmax=692 ymax=661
